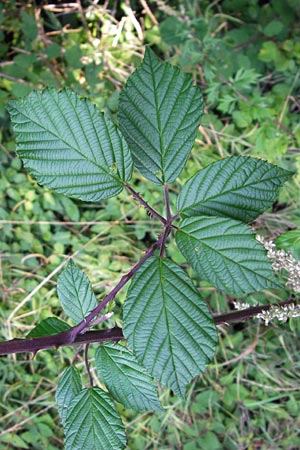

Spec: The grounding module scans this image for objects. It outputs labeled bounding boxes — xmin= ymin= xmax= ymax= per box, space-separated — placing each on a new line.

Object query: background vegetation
xmin=0 ymin=1 xmax=300 ymax=449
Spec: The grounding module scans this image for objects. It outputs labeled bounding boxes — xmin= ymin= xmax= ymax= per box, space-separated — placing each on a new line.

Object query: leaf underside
xmin=96 ymin=343 xmax=162 ymax=412
xmin=177 ymin=156 xmax=293 ymax=222
xmin=57 ymin=260 xmax=98 ymax=324
xmin=55 ymin=366 xmax=82 ymax=427
xmin=176 ymin=216 xmax=280 ymax=295
xmin=7 ymin=88 xmax=133 ymax=202
xmin=123 ymin=257 xmax=217 ymax=397
xmin=118 ymin=47 xmax=203 ymax=184
xmin=64 ymin=387 xmax=126 ymax=450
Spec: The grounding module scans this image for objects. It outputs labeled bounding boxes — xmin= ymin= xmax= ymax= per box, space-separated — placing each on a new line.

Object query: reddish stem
xmin=0 ymin=298 xmax=297 ymax=356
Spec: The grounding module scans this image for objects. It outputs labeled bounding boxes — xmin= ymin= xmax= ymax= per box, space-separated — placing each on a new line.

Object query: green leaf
xmin=27 ymin=317 xmax=70 ymax=338
xmin=177 ymin=156 xmax=293 ymax=222
xmin=57 ymin=260 xmax=97 ymax=323
xmin=64 ymin=387 xmax=126 ymax=450
xmin=7 ymin=88 xmax=133 ymax=202
xmin=118 ymin=48 xmax=203 ymax=184
xmin=176 ymin=216 xmax=280 ymax=296
xmin=123 ymin=257 xmax=217 ymax=397
xmin=55 ymin=366 xmax=82 ymax=427
xmin=95 ymin=343 xmax=162 ymax=412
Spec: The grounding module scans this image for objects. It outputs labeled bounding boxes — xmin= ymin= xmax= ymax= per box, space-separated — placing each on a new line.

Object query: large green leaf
xmin=7 ymin=88 xmax=133 ymax=202
xmin=95 ymin=343 xmax=162 ymax=412
xmin=177 ymin=156 xmax=293 ymax=222
xmin=55 ymin=366 xmax=82 ymax=427
xmin=123 ymin=257 xmax=217 ymax=397
xmin=57 ymin=260 xmax=97 ymax=323
xmin=118 ymin=48 xmax=203 ymax=184
xmin=176 ymin=216 xmax=280 ymax=295
xmin=64 ymin=387 xmax=126 ymax=450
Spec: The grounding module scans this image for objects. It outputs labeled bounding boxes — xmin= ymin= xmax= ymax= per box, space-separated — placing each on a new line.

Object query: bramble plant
xmin=2 ymin=48 xmax=295 ymax=449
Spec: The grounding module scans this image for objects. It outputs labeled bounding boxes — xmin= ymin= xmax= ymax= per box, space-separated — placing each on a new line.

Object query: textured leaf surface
xmin=65 ymin=387 xmax=126 ymax=450
xmin=57 ymin=260 xmax=97 ymax=323
xmin=27 ymin=317 xmax=70 ymax=338
xmin=118 ymin=48 xmax=203 ymax=184
xmin=177 ymin=156 xmax=293 ymax=222
xmin=56 ymin=366 xmax=82 ymax=426
xmin=123 ymin=257 xmax=217 ymax=397
xmin=95 ymin=343 xmax=162 ymax=412
xmin=176 ymin=216 xmax=280 ymax=295
xmin=7 ymin=88 xmax=132 ymax=202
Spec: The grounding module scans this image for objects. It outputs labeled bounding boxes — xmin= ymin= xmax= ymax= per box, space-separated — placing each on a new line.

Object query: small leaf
xmin=177 ymin=156 xmax=293 ymax=222
xmin=64 ymin=387 xmax=126 ymax=450
xmin=27 ymin=317 xmax=70 ymax=338
xmin=176 ymin=216 xmax=280 ymax=295
xmin=119 ymin=48 xmax=203 ymax=184
xmin=56 ymin=366 xmax=82 ymax=426
xmin=123 ymin=257 xmax=217 ymax=397
xmin=57 ymin=260 xmax=97 ymax=323
xmin=95 ymin=343 xmax=162 ymax=412
xmin=7 ymin=88 xmax=133 ymax=202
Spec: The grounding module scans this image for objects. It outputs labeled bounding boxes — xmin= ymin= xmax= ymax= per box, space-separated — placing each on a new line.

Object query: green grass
xmin=1 ymin=0 xmax=300 ymax=449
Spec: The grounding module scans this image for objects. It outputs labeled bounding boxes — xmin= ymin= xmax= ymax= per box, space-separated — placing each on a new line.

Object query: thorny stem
xmin=125 ymin=183 xmax=167 ymax=225
xmin=68 ymin=233 xmax=165 ymax=341
xmin=0 ymin=298 xmax=298 ymax=355
xmin=1 ymin=185 xmax=294 ymax=357
xmin=164 ymin=184 xmax=172 ymax=221
xmin=85 ymin=344 xmax=93 ymax=387
xmin=0 ymin=189 xmax=181 ymax=355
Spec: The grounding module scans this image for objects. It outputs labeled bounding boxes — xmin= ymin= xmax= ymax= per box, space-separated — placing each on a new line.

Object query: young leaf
xmin=64 ymin=387 xmax=126 ymax=450
xmin=55 ymin=366 xmax=82 ymax=427
xmin=177 ymin=156 xmax=293 ymax=222
xmin=123 ymin=257 xmax=217 ymax=397
xmin=7 ymin=88 xmax=133 ymax=202
xmin=57 ymin=260 xmax=97 ymax=323
xmin=118 ymin=48 xmax=203 ymax=184
xmin=95 ymin=343 xmax=162 ymax=412
xmin=27 ymin=317 xmax=70 ymax=338
xmin=176 ymin=216 xmax=280 ymax=295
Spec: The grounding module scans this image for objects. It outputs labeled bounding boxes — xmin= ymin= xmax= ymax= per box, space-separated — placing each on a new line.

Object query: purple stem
xmin=125 ymin=183 xmax=167 ymax=225
xmin=1 ymin=298 xmax=298 ymax=356
xmin=68 ymin=234 xmax=165 ymax=341
xmin=164 ymin=184 xmax=172 ymax=221
xmin=85 ymin=344 xmax=93 ymax=387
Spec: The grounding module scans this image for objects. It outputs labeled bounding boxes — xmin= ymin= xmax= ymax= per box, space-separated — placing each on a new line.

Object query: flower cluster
xmin=232 ymin=235 xmax=300 ymax=326
xmin=256 ymin=235 xmax=300 ymax=293
xmin=256 ymin=303 xmax=300 ymax=326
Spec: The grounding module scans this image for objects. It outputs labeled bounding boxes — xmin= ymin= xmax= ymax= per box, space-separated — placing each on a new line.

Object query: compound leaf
xmin=57 ymin=260 xmax=97 ymax=323
xmin=95 ymin=343 xmax=162 ymax=412
xmin=118 ymin=48 xmax=203 ymax=184
xmin=27 ymin=317 xmax=70 ymax=338
xmin=7 ymin=88 xmax=133 ymax=202
xmin=176 ymin=216 xmax=280 ymax=295
xmin=177 ymin=156 xmax=293 ymax=222
xmin=56 ymin=366 xmax=82 ymax=427
xmin=64 ymin=387 xmax=126 ymax=450
xmin=123 ymin=257 xmax=217 ymax=397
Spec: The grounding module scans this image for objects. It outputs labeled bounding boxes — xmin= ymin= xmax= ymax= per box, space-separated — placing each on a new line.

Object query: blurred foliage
xmin=0 ymin=0 xmax=300 ymax=449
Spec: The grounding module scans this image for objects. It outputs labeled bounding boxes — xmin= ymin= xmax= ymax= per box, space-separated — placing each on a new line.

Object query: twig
xmin=85 ymin=344 xmax=93 ymax=387
xmin=1 ymin=298 xmax=298 ymax=356
xmin=125 ymin=183 xmax=167 ymax=225
xmin=69 ymin=234 xmax=165 ymax=339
